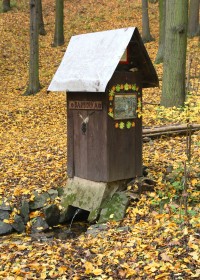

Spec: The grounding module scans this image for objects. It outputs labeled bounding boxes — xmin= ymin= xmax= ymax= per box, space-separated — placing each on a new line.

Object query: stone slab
xmin=61 ymin=177 xmax=129 ymax=222
xmin=29 ymin=192 xmax=50 ymax=210
xmin=12 ymin=215 xmax=25 ymax=233
xmin=0 ymin=210 xmax=10 ymax=220
xmin=61 ymin=177 xmax=108 ymax=212
xmin=0 ymin=221 xmax=13 ymax=235
xmin=98 ymin=192 xmax=129 ymax=223
xmin=0 ymin=200 xmax=12 ymax=211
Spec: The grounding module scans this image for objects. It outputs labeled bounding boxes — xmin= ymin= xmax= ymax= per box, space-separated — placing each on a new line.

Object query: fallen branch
xmin=143 ymin=123 xmax=200 ymax=138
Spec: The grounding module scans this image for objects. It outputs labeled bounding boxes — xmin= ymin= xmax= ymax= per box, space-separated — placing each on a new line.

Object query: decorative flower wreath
xmin=108 ymin=83 xmax=142 ymax=129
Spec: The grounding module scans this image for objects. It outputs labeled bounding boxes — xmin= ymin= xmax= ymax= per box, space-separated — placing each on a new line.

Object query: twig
xmin=186 ymin=54 xmax=192 ymax=92
xmin=186 ymin=124 xmax=192 ymax=162
xmin=182 ymin=161 xmax=188 ymax=217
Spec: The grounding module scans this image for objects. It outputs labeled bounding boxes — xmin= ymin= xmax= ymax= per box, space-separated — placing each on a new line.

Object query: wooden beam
xmin=143 ymin=123 xmax=200 ymax=137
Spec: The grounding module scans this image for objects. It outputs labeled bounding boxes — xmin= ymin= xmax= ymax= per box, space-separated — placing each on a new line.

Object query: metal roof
xmin=48 ymin=27 xmax=158 ymax=92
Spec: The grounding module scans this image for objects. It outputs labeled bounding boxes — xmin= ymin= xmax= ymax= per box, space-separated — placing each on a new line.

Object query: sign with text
xmin=69 ymin=101 xmax=102 ymax=110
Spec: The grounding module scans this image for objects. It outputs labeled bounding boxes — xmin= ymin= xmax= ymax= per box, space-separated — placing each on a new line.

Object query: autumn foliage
xmin=0 ymin=0 xmax=199 ymax=279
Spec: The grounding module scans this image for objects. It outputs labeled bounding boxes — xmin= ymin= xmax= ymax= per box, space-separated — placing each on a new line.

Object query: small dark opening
xmin=41 ymin=206 xmax=90 ymax=241
xmin=66 ymin=205 xmax=90 ymax=222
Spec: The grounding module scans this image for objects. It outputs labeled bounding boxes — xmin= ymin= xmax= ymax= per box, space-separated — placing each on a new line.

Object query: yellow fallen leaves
xmin=0 ymin=0 xmax=200 ymax=280
xmin=120 ymin=263 xmax=137 ymax=277
xmin=155 ymin=272 xmax=170 ymax=279
xmin=189 ymin=251 xmax=199 ymax=261
xmin=84 ymin=259 xmax=138 ymax=278
xmin=84 ymin=261 xmax=103 ymax=275
xmin=191 ymin=178 xmax=198 ymax=187
xmin=29 ymin=210 xmax=42 ymax=219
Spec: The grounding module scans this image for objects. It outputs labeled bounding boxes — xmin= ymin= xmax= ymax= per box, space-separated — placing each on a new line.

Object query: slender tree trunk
xmin=155 ymin=0 xmax=166 ymax=64
xmin=2 ymin=0 xmax=11 ymax=12
xmin=142 ymin=0 xmax=154 ymax=43
xmin=53 ymin=0 xmax=64 ymax=46
xmin=38 ymin=0 xmax=46 ymax=36
xmin=161 ymin=0 xmax=188 ymax=107
xmin=188 ymin=0 xmax=200 ymax=38
xmin=24 ymin=0 xmax=40 ymax=95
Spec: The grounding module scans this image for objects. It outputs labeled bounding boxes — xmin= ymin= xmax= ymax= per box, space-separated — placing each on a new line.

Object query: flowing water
xmin=68 ymin=208 xmax=82 ymax=231
xmin=51 ymin=208 xmax=89 ymax=240
xmin=28 ymin=207 xmax=89 ymax=241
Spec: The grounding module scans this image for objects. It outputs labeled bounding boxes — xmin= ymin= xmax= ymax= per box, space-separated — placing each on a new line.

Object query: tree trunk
xmin=2 ymin=0 xmax=11 ymax=12
xmin=142 ymin=0 xmax=154 ymax=43
xmin=155 ymin=0 xmax=166 ymax=64
xmin=24 ymin=0 xmax=40 ymax=95
xmin=161 ymin=0 xmax=188 ymax=107
xmin=188 ymin=0 xmax=200 ymax=38
xmin=53 ymin=0 xmax=64 ymax=46
xmin=38 ymin=0 xmax=46 ymax=36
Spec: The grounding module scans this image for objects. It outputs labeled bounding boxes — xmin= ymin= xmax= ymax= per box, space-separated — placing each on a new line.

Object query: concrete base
xmin=61 ymin=177 xmax=129 ymax=222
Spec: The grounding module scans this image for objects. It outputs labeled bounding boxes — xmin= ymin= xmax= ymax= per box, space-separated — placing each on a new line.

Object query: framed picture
xmin=114 ymin=94 xmax=137 ymax=120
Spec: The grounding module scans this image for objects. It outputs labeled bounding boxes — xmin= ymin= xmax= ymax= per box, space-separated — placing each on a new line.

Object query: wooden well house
xmin=48 ymin=27 xmax=159 ymax=183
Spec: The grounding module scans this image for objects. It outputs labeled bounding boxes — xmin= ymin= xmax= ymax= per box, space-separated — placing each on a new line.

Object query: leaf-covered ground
xmin=0 ymin=0 xmax=200 ymax=279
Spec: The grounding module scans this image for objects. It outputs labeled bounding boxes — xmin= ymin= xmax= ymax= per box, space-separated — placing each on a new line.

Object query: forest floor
xmin=0 ymin=0 xmax=200 ymax=279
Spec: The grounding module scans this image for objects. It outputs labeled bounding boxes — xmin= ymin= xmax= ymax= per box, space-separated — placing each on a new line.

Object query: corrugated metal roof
xmin=48 ymin=27 xmax=158 ymax=92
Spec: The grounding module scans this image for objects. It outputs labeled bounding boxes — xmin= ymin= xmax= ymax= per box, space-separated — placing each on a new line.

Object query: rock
xmin=43 ymin=204 xmax=60 ymax=226
xmin=57 ymin=187 xmax=64 ymax=197
xmin=87 ymin=208 xmax=100 ymax=223
xmin=11 ymin=215 xmax=25 ymax=233
xmin=54 ymin=229 xmax=76 ymax=240
xmin=20 ymin=200 xmax=29 ymax=224
xmin=31 ymin=217 xmax=49 ymax=233
xmin=29 ymin=192 xmax=50 ymax=210
xmin=98 ymin=192 xmax=129 ymax=223
xmin=30 ymin=232 xmax=52 ymax=242
xmin=86 ymin=224 xmax=108 ymax=237
xmin=0 ymin=200 xmax=12 ymax=211
xmin=0 ymin=210 xmax=10 ymax=220
xmin=116 ymin=226 xmax=131 ymax=232
xmin=59 ymin=208 xmax=70 ymax=223
xmin=0 ymin=221 xmax=13 ymax=235
xmin=47 ymin=189 xmax=58 ymax=201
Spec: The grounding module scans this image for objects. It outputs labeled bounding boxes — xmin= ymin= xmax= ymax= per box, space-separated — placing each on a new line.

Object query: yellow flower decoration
xmin=108 ymin=84 xmax=140 ymax=128
xmin=119 ymin=122 xmax=125 ymax=129
xmin=108 ymin=112 xmax=114 ymax=118
xmin=124 ymin=83 xmax=129 ymax=90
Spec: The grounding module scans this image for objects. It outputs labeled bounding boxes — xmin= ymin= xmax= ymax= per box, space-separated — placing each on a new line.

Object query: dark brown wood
xmin=67 ymin=95 xmax=75 ymax=178
xmin=134 ymin=118 xmax=143 ymax=177
xmin=67 ymin=71 xmax=143 ymax=182
xmin=67 ymin=92 xmax=108 ymax=181
xmin=107 ymin=71 xmax=143 ymax=181
xmin=87 ymin=98 xmax=108 ymax=181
